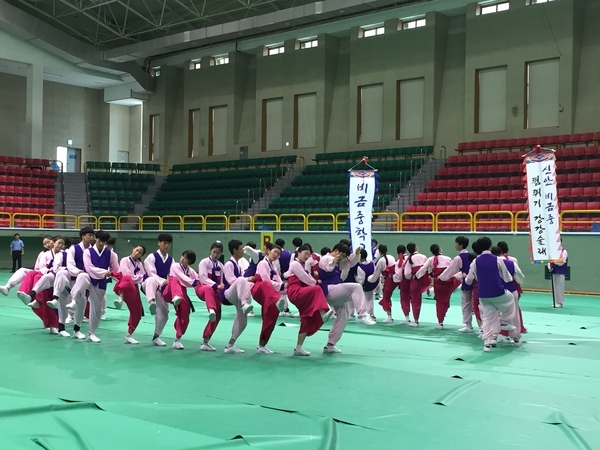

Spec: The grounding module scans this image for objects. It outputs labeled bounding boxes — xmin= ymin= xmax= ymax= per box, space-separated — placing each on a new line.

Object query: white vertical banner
xmin=525 ymin=148 xmax=562 ymax=263
xmin=348 ymin=170 xmax=377 ymax=258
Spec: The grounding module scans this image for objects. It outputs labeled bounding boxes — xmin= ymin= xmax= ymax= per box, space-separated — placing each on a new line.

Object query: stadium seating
xmin=455 ymin=133 xmax=600 ymax=154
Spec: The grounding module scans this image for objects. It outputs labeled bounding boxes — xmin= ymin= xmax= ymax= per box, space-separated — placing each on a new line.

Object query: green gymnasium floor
xmin=1 ymin=270 xmax=599 ymax=450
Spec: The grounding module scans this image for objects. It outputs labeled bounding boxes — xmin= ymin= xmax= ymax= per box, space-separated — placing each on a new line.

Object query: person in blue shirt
xmin=10 ymin=233 xmax=25 ymax=273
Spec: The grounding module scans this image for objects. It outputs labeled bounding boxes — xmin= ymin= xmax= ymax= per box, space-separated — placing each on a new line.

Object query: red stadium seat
xmin=581 ymin=132 xmax=595 ymax=144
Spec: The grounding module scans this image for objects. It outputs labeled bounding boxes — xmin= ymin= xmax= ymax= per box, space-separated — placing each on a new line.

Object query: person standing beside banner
xmin=548 ymin=242 xmax=568 ymax=308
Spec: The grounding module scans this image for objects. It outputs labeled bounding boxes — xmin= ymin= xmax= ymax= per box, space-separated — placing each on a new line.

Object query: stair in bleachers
xmin=64 ymin=173 xmax=90 ymax=217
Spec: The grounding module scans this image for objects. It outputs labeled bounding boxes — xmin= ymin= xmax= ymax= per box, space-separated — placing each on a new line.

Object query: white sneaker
xmin=247 ymin=311 xmax=255 ymax=317
xmin=17 ymin=291 xmax=31 ymax=305
xmin=200 ymin=343 xmax=216 ymax=351
xmin=293 ymin=312 xmax=301 ymax=318
xmin=59 ymin=330 xmax=70 ymax=338
xmin=87 ymin=334 xmax=101 ymax=343
xmin=0 ymin=285 xmax=9 ymax=296
xmin=65 ymin=300 xmax=77 ymax=309
xmin=435 ymin=324 xmax=444 ymax=330
xmin=483 ymin=344 xmax=491 ymax=352
xmin=65 ymin=316 xmax=73 ymax=324
xmin=152 ymin=337 xmax=166 ymax=347
xmin=101 ymin=314 xmax=106 ymax=320
xmin=294 ymin=347 xmax=310 ymax=356
xmin=172 ymin=340 xmax=184 ymax=350
xmin=408 ymin=322 xmax=419 ymax=328
xmin=513 ymin=340 xmax=521 ymax=347
xmin=361 ymin=315 xmax=376 ymax=326
xmin=224 ymin=345 xmax=244 ymax=354
xmin=148 ymin=301 xmax=157 ymax=315
xmin=383 ymin=317 xmax=394 ymax=324
xmin=500 ymin=323 xmax=516 ymax=331
xmin=114 ymin=299 xmax=123 ymax=310
xmin=73 ymin=331 xmax=86 ymax=340
xmin=323 ymin=345 xmax=341 ymax=354
xmin=124 ymin=336 xmax=139 ymax=345
xmin=256 ymin=346 xmax=274 ymax=354
xmin=490 ymin=338 xmax=498 ymax=347
xmin=458 ymin=326 xmax=474 ymax=333
xmin=49 ymin=327 xmax=58 ymax=335
xmin=172 ymin=296 xmax=182 ymax=306
xmin=46 ymin=299 xmax=59 ymax=309
xmin=83 ymin=318 xmax=89 ymax=323
xmin=349 ymin=314 xmax=356 ymax=320
xmin=279 ymin=311 xmax=291 ymax=317
xmin=321 ymin=309 xmax=334 ymax=324
xmin=400 ymin=319 xmax=412 ymax=325
xmin=242 ymin=303 xmax=254 ymax=315
xmin=28 ymin=300 xmax=40 ymax=309
xmin=208 ymin=308 xmax=216 ymax=322
xmin=275 ymin=298 xmax=286 ymax=312
xmin=556 ymin=304 xmax=564 ymax=308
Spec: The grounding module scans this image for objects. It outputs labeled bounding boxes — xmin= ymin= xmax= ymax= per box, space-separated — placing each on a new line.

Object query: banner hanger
xmin=348 ymin=156 xmax=378 ymax=172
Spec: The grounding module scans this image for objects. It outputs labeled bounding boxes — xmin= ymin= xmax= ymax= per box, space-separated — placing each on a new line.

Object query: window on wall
xmin=527 ymin=0 xmax=555 ymax=4
xmin=526 ymin=59 xmax=560 ymax=129
xmin=475 ymin=67 xmax=507 ymax=133
xmin=400 ymin=17 xmax=426 ymax=30
xmin=477 ymin=1 xmax=509 ymax=15
xmin=396 ymin=78 xmax=424 ymax=140
xmin=264 ymin=44 xmax=285 ymax=56
xmin=297 ymin=37 xmax=318 ymax=50
xmin=211 ymin=55 xmax=229 ymax=66
xmin=294 ymin=93 xmax=317 ymax=149
xmin=359 ymin=24 xmax=384 ymax=38
xmin=188 ymin=109 xmax=200 ymax=158
xmin=358 ymin=84 xmax=383 ymax=144
xmin=149 ymin=114 xmax=160 ymax=161
xmin=262 ymin=98 xmax=283 ymax=152
xmin=151 ymin=66 xmax=161 ymax=77
xmin=189 ymin=59 xmax=201 ymax=70
xmin=209 ymin=106 xmax=228 ymax=156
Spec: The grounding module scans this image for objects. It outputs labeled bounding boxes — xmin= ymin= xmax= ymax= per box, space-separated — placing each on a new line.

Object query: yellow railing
xmin=1 ymin=210 xmax=598 ymax=232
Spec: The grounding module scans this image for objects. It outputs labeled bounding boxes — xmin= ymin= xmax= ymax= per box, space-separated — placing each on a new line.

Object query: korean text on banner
xmin=525 ymin=150 xmax=562 ymax=263
xmin=348 ymin=170 xmax=376 ymax=258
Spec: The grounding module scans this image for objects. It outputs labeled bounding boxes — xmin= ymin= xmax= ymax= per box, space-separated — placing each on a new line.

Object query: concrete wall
xmin=2 ymin=230 xmax=597 ymax=295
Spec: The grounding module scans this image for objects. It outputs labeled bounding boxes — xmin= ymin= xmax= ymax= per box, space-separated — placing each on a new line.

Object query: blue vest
xmin=88 ymin=248 xmax=112 ymax=290
xmin=359 ymin=261 xmax=378 ymax=292
xmin=502 ymin=259 xmax=517 ymax=293
xmin=153 ymin=251 xmax=173 ymax=279
xmin=475 ymin=253 xmax=506 ymax=299
xmin=459 ymin=252 xmax=473 ymax=291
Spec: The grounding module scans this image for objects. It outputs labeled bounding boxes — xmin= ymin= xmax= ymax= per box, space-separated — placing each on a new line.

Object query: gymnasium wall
xmin=1 ymin=230 xmax=597 ymax=295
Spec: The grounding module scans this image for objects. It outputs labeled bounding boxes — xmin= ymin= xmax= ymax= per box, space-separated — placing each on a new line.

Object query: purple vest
xmin=475 ymin=254 xmax=506 ymax=298
xmin=153 ymin=251 xmax=173 ymax=279
xmin=222 ymin=259 xmax=238 ymax=291
xmin=344 ymin=264 xmax=359 ymax=283
xmin=502 ymin=259 xmax=517 ymax=293
xmin=359 ymin=261 xmax=378 ymax=292
xmin=88 ymin=248 xmax=112 ymax=290
xmin=550 ymin=256 xmax=568 ymax=275
xmin=243 ymin=252 xmax=263 ymax=277
xmin=459 ymin=252 xmax=473 ymax=291
xmin=74 ymin=245 xmax=85 ymax=271
xmin=318 ymin=263 xmax=342 ymax=296
xmin=279 ymin=249 xmax=292 ymax=275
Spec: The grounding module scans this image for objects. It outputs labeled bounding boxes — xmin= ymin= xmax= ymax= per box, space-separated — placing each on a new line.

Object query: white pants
xmin=480 ymin=290 xmax=521 ymax=346
xmin=52 ymin=271 xmax=73 ymax=324
xmin=461 ymin=290 xmax=473 ymax=327
xmin=70 ymin=272 xmax=91 ymax=327
xmin=325 ymin=283 xmax=363 ymax=345
xmin=552 ymin=274 xmax=565 ymax=306
xmin=88 ymin=285 xmax=105 ymax=334
xmin=364 ymin=290 xmax=374 ymax=316
xmin=142 ymin=276 xmax=170 ymax=336
xmin=226 ymin=277 xmax=253 ymax=340
xmin=4 ymin=268 xmax=32 ymax=290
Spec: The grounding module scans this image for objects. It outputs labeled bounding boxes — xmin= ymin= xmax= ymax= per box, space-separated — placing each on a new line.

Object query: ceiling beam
xmin=55 ymin=0 xmax=120 ymax=19
xmin=56 ymin=0 xmax=122 ymax=38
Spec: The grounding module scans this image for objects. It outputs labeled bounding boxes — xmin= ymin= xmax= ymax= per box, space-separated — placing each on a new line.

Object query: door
xmin=67 ymin=147 xmax=82 ymax=173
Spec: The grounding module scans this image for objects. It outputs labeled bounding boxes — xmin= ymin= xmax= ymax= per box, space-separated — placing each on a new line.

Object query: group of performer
xmin=1 ymin=228 xmax=565 ymax=353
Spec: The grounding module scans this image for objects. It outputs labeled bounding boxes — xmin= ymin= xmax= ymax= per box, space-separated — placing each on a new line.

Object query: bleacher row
xmin=87 ymin=172 xmax=156 ymax=217
xmin=86 ymin=161 xmax=161 ymax=173
xmin=171 ymin=156 xmax=296 ymax=173
xmin=313 ymin=146 xmax=433 ymax=163
xmin=456 ymin=132 xmax=600 ymax=153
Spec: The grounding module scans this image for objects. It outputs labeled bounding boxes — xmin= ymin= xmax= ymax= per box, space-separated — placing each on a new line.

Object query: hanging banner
xmin=348 ymin=170 xmax=377 ymax=258
xmin=524 ymin=147 xmax=562 ymax=263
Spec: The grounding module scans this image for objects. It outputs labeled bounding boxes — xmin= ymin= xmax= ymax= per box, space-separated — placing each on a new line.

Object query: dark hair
xmin=298 ymin=244 xmax=312 ymax=253
xmin=372 ymin=239 xmax=378 ymax=246
xmin=107 ymin=238 xmax=116 ymax=246
xmin=468 ymin=252 xmax=477 ymax=262
xmin=181 ymin=250 xmax=196 ymax=265
xmin=397 ymin=244 xmax=406 ymax=255
xmin=228 ymin=239 xmax=243 ymax=255
xmin=245 ymin=241 xmax=257 ymax=249
xmin=406 ymin=242 xmax=417 ymax=264
xmin=332 ymin=243 xmax=350 ymax=256
xmin=497 ymin=241 xmax=509 ymax=254
xmin=52 ymin=235 xmax=64 ymax=242
xmin=477 ymin=236 xmax=492 ymax=252
xmin=135 ymin=244 xmax=147 ymax=256
xmin=95 ymin=230 xmax=110 ymax=243
xmin=264 ymin=242 xmax=275 ymax=251
xmin=43 ymin=235 xmax=53 ymax=241
xmin=339 ymin=239 xmax=351 ymax=247
xmin=210 ymin=241 xmax=224 ymax=252
xmin=360 ymin=249 xmax=368 ymax=259
xmin=304 ymin=243 xmax=313 ymax=253
xmin=455 ymin=236 xmax=469 ymax=249
xmin=378 ymin=244 xmax=388 ymax=255
xmin=13 ymin=233 xmax=19 ymax=238
xmin=430 ymin=244 xmax=441 ymax=256
xmin=320 ymin=246 xmax=331 ymax=256
xmin=491 ymin=246 xmax=503 ymax=256
xmin=79 ymin=226 xmax=95 ymax=237
xmin=157 ymin=233 xmax=173 ymax=243
xmin=275 ymin=238 xmax=285 ymax=247
xmin=63 ymin=237 xmax=73 ymax=249
xmin=292 ymin=237 xmax=303 ymax=247
xmin=471 ymin=240 xmax=482 ymax=255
